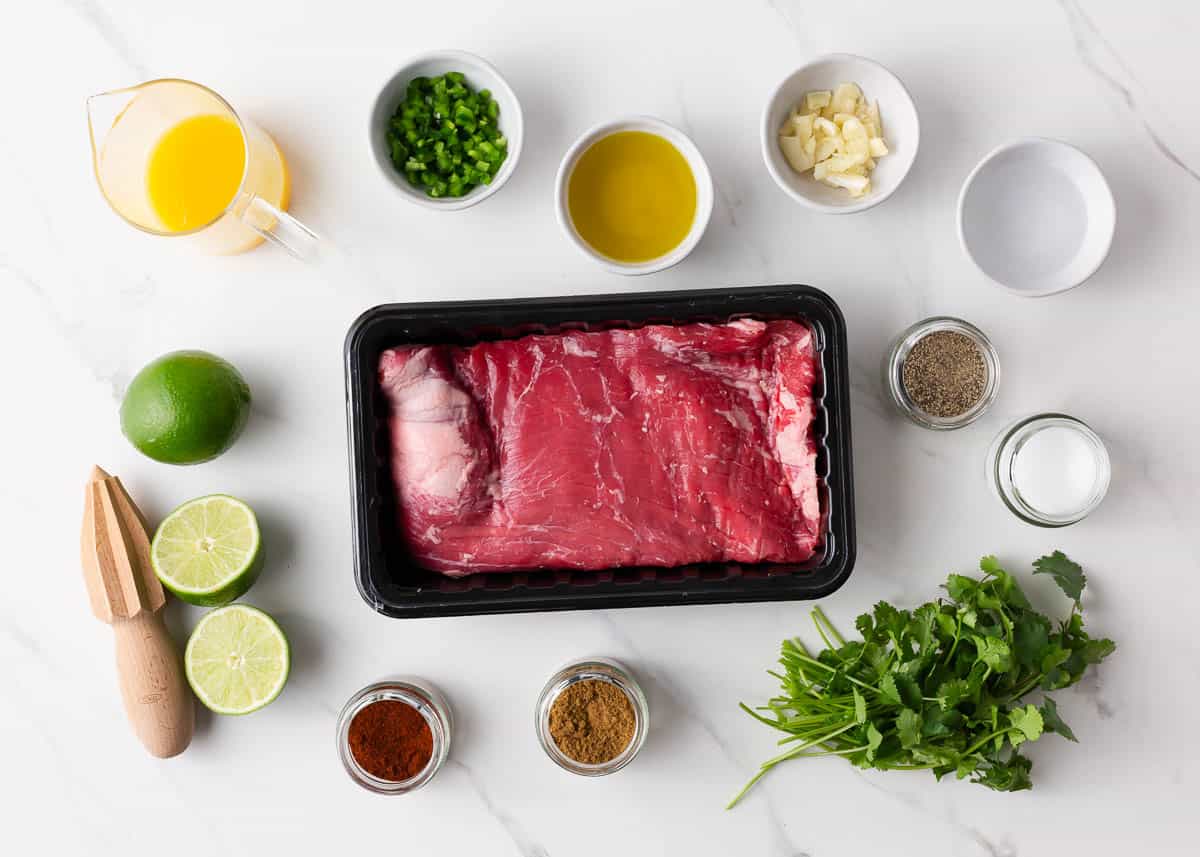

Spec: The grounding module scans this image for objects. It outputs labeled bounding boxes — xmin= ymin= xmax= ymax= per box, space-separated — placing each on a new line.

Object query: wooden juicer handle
xmin=112 ymin=610 xmax=194 ymax=759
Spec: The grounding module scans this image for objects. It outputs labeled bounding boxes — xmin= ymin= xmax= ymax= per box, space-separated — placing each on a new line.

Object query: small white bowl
xmin=554 ymin=116 xmax=714 ymax=276
xmin=762 ymin=53 xmax=919 ymax=214
xmin=957 ymin=138 xmax=1115 ymax=297
xmin=369 ymin=50 xmax=524 ymax=210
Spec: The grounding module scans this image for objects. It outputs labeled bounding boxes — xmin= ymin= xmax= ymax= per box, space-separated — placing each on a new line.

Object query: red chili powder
xmin=348 ymin=699 xmax=434 ymax=782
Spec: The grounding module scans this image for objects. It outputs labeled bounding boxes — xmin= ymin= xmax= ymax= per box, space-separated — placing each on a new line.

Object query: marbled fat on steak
xmin=378 ymin=319 xmax=821 ymax=575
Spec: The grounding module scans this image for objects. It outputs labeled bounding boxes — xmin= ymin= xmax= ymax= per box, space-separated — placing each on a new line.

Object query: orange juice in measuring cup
xmin=88 ymin=78 xmax=317 ymax=258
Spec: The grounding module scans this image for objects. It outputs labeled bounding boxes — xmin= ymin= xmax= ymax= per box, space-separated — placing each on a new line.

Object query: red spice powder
xmin=348 ymin=699 xmax=434 ymax=782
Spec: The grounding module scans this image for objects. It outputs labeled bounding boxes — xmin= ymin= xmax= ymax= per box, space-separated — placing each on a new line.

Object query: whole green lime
xmin=120 ymin=351 xmax=251 ymax=464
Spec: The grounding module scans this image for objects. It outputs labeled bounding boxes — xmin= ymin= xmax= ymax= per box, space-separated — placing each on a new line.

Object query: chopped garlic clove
xmin=814 ymin=117 xmax=840 ymax=137
xmin=824 ymin=172 xmax=870 ymax=195
xmin=814 ymin=137 xmax=839 ymax=162
xmin=832 ymin=82 xmax=862 ymax=115
xmin=805 ymin=90 xmax=832 ymax=111
xmin=779 ymin=134 xmax=815 ymax=172
xmin=792 ymin=113 xmax=815 ymax=141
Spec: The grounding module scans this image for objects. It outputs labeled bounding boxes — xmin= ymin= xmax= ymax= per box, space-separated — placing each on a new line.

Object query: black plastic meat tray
xmin=345 ymin=284 xmax=855 ymax=618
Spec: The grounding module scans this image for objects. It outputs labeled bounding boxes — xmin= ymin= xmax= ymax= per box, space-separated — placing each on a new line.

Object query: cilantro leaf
xmin=1033 ymin=551 xmax=1086 ymax=604
xmin=1079 ymin=637 xmax=1116 ymax=665
xmin=854 ymin=613 xmax=874 ymax=640
xmin=865 ymin=722 xmax=883 ymax=760
xmin=1039 ymin=697 xmax=1077 ymax=742
xmin=897 ymin=708 xmax=923 ymax=748
xmin=974 ymin=635 xmax=1013 ymax=673
xmin=973 ymin=753 xmax=1033 ymax=791
xmin=936 ymin=679 xmax=971 ymax=710
xmin=956 ymin=755 xmax=978 ymax=780
xmin=1012 ymin=612 xmax=1051 ymax=671
xmin=1008 ymin=705 xmax=1044 ymax=746
xmin=879 ymin=673 xmax=903 ymax=707
xmin=945 ymin=574 xmax=979 ymax=603
xmin=853 ymin=688 xmax=867 ymax=724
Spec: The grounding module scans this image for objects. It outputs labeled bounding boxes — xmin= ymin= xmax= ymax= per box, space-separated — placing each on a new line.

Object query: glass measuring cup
xmin=88 ymin=78 xmax=318 ymax=258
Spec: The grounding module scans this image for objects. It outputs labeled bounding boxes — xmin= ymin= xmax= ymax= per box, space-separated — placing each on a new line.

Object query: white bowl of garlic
xmin=762 ymin=54 xmax=919 ymax=214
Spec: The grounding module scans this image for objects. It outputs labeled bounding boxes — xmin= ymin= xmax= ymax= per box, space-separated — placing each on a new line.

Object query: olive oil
xmin=567 ymin=131 xmax=697 ymax=263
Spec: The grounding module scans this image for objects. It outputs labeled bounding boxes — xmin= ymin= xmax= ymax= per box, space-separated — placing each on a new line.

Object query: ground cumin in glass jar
xmin=535 ymin=658 xmax=649 ymax=776
xmin=336 ymin=679 xmax=452 ymax=794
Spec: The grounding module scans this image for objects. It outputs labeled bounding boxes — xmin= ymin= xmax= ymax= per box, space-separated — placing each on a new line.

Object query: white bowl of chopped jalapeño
xmin=371 ymin=50 xmax=524 ymax=210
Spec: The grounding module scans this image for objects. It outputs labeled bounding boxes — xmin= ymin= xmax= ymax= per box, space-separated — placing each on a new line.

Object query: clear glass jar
xmin=882 ymin=316 xmax=1000 ymax=430
xmin=987 ymin=413 xmax=1111 ymax=527
xmin=336 ymin=678 xmax=452 ymax=795
xmin=535 ymin=657 xmax=649 ymax=776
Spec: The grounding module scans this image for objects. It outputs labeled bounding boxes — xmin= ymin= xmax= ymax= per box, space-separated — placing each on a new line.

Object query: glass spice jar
xmin=987 ymin=413 xmax=1111 ymax=527
xmin=535 ymin=657 xmax=649 ymax=776
xmin=882 ymin=316 xmax=1000 ymax=430
xmin=336 ymin=678 xmax=452 ymax=795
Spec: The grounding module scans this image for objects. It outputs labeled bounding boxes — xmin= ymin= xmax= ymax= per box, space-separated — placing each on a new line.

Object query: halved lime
xmin=151 ymin=495 xmax=263 ymax=606
xmin=185 ymin=605 xmax=290 ymax=715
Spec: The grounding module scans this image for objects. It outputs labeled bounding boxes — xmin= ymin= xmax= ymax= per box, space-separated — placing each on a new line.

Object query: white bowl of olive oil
xmin=554 ymin=116 xmax=714 ymax=275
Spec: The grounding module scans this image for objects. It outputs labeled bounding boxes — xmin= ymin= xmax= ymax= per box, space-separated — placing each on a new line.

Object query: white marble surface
xmin=3 ymin=1 xmax=1198 ymax=854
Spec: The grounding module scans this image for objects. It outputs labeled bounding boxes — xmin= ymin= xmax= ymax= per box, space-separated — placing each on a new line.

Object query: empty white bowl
xmin=762 ymin=53 xmax=919 ymax=214
xmin=958 ymin=138 xmax=1115 ymax=296
xmin=369 ymin=50 xmax=524 ymax=210
xmin=554 ymin=116 xmax=714 ymax=275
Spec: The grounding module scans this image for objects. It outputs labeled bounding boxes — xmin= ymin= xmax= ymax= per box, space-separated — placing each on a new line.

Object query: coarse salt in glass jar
xmin=987 ymin=413 xmax=1111 ymax=527
xmin=336 ymin=677 xmax=452 ymax=795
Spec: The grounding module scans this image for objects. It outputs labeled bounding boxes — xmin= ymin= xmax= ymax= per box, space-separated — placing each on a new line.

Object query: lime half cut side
xmin=151 ymin=494 xmax=263 ymax=606
xmin=185 ymin=605 xmax=290 ymax=715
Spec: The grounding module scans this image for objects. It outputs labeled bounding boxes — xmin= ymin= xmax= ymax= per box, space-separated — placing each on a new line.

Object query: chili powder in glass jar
xmin=336 ymin=679 xmax=452 ymax=794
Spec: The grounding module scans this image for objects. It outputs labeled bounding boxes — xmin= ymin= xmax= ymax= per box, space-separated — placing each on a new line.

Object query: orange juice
xmin=143 ymin=113 xmax=291 ymax=243
xmin=146 ymin=115 xmax=246 ymax=232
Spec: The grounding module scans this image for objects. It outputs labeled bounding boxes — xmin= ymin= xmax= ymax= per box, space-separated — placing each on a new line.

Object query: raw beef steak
xmin=378 ymin=318 xmax=821 ymax=575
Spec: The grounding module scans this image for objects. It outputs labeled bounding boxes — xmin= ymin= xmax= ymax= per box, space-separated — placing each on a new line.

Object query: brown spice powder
xmin=548 ymin=678 xmax=636 ymax=765
xmin=901 ymin=331 xmax=987 ymax=418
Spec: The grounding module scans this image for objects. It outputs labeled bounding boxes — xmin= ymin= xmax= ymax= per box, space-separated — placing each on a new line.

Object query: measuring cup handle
xmin=235 ymin=193 xmax=321 ymax=262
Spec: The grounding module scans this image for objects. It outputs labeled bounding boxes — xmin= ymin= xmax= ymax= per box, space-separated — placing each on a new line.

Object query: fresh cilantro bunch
xmin=729 ymin=552 xmax=1115 ymax=807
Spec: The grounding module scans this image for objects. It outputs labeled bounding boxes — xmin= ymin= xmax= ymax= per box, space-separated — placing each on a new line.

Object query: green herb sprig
xmin=386 ymin=71 xmax=508 ymax=198
xmin=729 ymin=552 xmax=1114 ymax=807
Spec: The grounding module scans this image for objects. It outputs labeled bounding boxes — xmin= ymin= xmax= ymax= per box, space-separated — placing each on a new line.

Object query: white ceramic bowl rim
xmin=760 ymin=52 xmax=920 ymax=215
xmin=554 ymin=115 xmax=715 ymax=276
xmin=369 ymin=49 xmax=524 ymax=211
xmin=956 ymin=136 xmax=1115 ymax=297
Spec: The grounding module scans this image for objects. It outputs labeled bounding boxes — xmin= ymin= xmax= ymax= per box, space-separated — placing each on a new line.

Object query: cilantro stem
xmin=784 ymin=651 xmax=881 ymax=694
xmin=963 ymin=728 xmax=1013 ymax=756
xmin=759 ymin=722 xmax=858 ymax=768
xmin=726 ymin=766 xmax=771 ymax=809
xmin=812 ymin=606 xmax=846 ymax=647
xmin=1003 ymin=673 xmax=1044 ymax=703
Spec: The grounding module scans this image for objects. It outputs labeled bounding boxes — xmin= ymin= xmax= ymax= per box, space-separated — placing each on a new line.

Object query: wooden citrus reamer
xmin=80 ymin=466 xmax=193 ymax=757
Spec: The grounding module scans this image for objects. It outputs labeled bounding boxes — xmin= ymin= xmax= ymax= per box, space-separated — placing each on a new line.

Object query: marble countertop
xmin=3 ymin=1 xmax=1197 ymax=854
